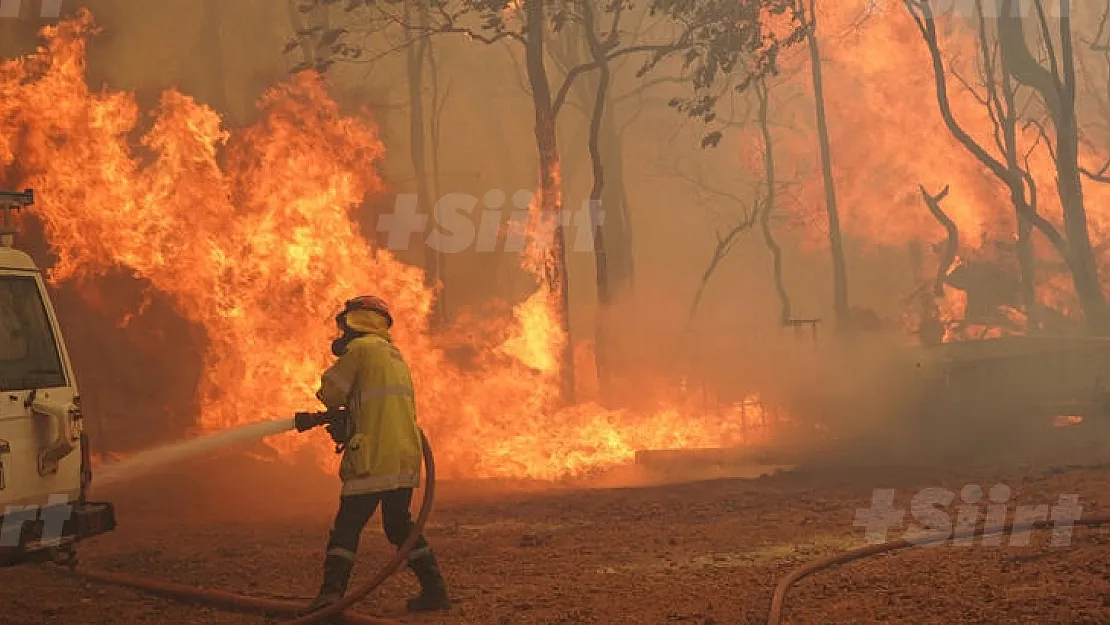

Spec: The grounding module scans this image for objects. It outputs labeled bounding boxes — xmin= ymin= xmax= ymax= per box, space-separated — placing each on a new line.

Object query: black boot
xmin=406 ymin=549 xmax=450 ymax=612
xmin=302 ymin=554 xmax=354 ymax=615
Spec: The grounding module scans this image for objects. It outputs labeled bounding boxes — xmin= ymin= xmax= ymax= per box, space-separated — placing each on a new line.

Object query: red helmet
xmin=341 ymin=295 xmax=393 ymax=328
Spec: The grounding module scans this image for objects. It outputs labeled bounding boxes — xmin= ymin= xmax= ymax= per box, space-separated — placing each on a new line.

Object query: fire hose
xmin=766 ymin=516 xmax=1110 ymax=625
xmin=62 ymin=422 xmax=438 ymax=625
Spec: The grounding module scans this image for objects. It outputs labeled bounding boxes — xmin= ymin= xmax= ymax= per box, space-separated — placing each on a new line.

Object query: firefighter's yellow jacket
xmin=316 ymin=310 xmax=423 ymax=496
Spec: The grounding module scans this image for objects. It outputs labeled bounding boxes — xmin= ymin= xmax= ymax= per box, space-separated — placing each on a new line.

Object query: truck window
xmin=0 ymin=275 xmax=66 ymax=391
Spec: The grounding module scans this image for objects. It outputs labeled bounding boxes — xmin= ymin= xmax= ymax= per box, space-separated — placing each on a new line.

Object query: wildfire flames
xmin=0 ymin=12 xmax=772 ymax=480
xmin=15 ymin=4 xmax=1102 ymax=479
xmin=770 ymin=1 xmax=1110 ymax=340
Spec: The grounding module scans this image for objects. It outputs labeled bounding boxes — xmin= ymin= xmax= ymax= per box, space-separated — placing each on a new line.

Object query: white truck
xmin=0 ymin=188 xmax=115 ymax=567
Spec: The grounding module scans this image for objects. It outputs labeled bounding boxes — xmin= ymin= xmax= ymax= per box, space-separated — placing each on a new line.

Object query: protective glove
xmin=325 ymin=407 xmax=354 ymax=453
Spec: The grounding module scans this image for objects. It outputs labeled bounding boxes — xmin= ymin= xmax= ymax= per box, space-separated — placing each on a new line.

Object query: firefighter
xmin=304 ymin=295 xmax=450 ymax=614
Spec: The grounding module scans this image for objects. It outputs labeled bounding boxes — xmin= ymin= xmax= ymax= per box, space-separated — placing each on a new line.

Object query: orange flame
xmin=760 ymin=2 xmax=1110 ymax=338
xmin=1 ymin=12 xmax=776 ymax=480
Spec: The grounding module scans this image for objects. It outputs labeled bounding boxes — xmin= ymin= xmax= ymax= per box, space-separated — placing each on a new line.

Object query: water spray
xmin=94 ymin=418 xmax=296 ymax=487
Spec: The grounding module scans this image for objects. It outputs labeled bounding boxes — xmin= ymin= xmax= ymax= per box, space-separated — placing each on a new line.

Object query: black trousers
xmin=326 ymin=488 xmax=429 ymax=560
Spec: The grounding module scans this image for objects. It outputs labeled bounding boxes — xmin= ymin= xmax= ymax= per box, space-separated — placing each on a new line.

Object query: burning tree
xmin=906 ymin=0 xmax=1110 ymax=336
xmin=295 ymin=0 xmax=806 ymax=405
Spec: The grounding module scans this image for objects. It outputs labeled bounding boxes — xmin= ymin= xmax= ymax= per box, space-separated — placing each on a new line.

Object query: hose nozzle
xmin=293 ymin=411 xmax=329 ymax=432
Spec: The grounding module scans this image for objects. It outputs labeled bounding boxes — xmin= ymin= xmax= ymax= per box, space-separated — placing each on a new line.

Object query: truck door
xmin=0 ymin=273 xmax=73 ymax=502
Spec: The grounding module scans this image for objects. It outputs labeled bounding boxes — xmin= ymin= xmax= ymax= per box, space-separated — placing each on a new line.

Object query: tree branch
xmin=552 ymin=41 xmax=688 ymax=118
xmin=904 ymin=0 xmax=1010 ymax=181
xmin=918 ymin=184 xmax=958 ymax=296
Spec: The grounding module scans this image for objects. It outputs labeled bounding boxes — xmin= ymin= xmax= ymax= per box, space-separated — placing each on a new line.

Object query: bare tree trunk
xmin=578 ymin=1 xmax=637 ymax=404
xmin=545 ymin=15 xmax=633 ymax=404
xmin=548 ymin=19 xmax=636 ymax=302
xmin=599 ymin=104 xmax=635 ymax=294
xmin=801 ymin=0 xmax=848 ymax=329
xmin=919 ymin=185 xmax=958 ymax=293
xmin=966 ymin=3 xmax=1040 ymax=330
xmin=917 ymin=185 xmax=954 ymax=345
xmin=585 ymin=31 xmax=613 ymax=403
xmin=997 ymin=68 xmax=1039 ymax=331
xmin=998 ymin=0 xmax=1110 ymax=335
xmin=525 ymin=0 xmax=574 ymax=405
xmin=1015 ymin=215 xmax=1036 ymax=327
xmin=404 ymin=1 xmax=446 ymax=327
xmin=426 ymin=29 xmax=449 ymax=322
xmin=755 ymin=78 xmax=791 ymax=324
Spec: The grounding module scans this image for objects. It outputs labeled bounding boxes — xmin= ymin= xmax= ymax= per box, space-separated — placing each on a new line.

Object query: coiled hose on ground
xmin=64 ymin=429 xmax=437 ymax=625
xmin=766 ymin=516 xmax=1110 ymax=625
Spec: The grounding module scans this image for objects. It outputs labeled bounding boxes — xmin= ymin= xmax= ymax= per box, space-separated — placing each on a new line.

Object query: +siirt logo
xmin=1 ymin=494 xmax=72 ymax=548
xmin=0 ymin=0 xmax=64 ymax=18
xmin=378 ymin=189 xmax=603 ymax=254
xmin=854 ymin=484 xmax=1082 ymax=547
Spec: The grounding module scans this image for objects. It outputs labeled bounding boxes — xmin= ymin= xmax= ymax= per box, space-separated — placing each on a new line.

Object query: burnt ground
xmin=3 ymin=428 xmax=1110 ymax=625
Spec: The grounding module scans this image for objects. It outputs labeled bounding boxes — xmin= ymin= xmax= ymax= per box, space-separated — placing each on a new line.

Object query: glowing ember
xmin=0 ymin=12 xmax=774 ymax=480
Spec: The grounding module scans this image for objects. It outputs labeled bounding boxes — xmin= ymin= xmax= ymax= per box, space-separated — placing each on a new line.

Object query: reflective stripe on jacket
xmin=316 ymin=333 xmax=423 ymax=496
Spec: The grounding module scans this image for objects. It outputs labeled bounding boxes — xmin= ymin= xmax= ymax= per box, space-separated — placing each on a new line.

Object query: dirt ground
xmin=4 ymin=429 xmax=1110 ymax=625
